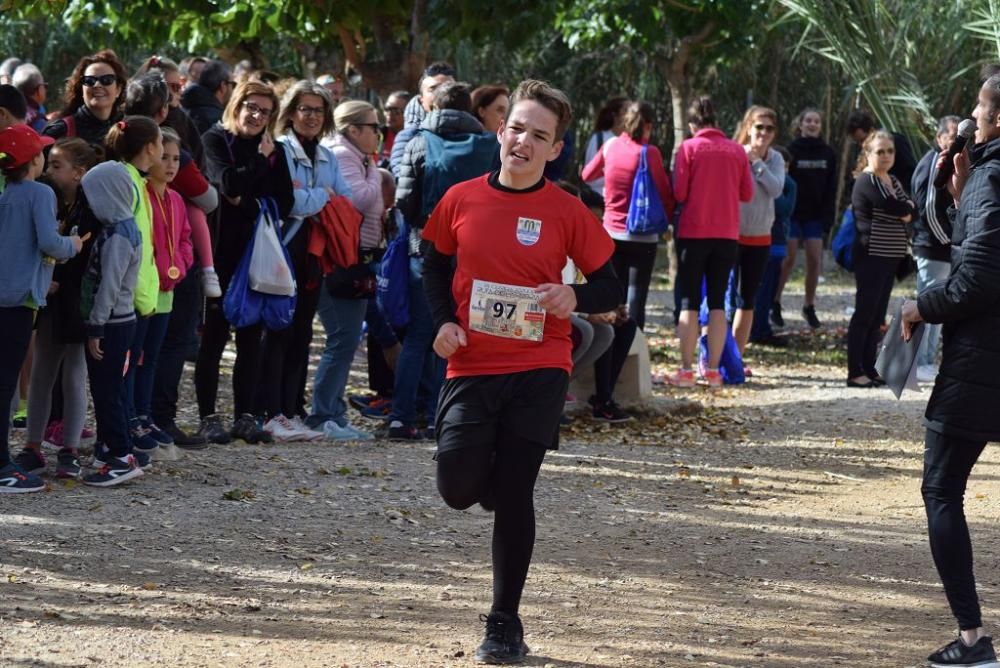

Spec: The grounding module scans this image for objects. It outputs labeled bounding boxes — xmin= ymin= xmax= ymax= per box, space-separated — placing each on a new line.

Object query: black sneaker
xmin=92 ymin=443 xmax=151 ymax=470
xmin=475 ymin=611 xmax=529 ymax=665
xmin=0 ymin=463 xmax=45 ymax=493
xmin=387 ymin=420 xmax=426 ymax=441
xmin=592 ymin=400 xmax=632 ymax=424
xmin=129 ymin=418 xmax=159 ymax=454
xmin=55 ymin=449 xmax=81 ymax=480
xmin=770 ymin=301 xmax=784 ymax=328
xmin=197 ymin=414 xmax=231 ymax=445
xmin=802 ymin=304 xmax=821 ymax=329
xmin=163 ymin=423 xmax=208 ymax=450
xmin=140 ymin=417 xmax=174 ymax=445
xmin=230 ymin=414 xmax=273 ymax=444
xmin=927 ymin=635 xmax=999 ymax=667
xmin=13 ymin=447 xmax=46 ymax=476
xmin=83 ymin=454 xmax=144 ymax=488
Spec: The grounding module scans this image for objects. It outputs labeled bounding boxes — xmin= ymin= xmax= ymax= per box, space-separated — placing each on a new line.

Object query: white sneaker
xmin=152 ymin=443 xmax=183 ymax=461
xmin=202 ymin=267 xmax=222 ymax=298
xmin=917 ymin=364 xmax=938 ymax=383
xmin=322 ymin=420 xmax=373 ymax=441
xmin=288 ymin=416 xmax=324 ymax=442
xmin=264 ymin=415 xmax=300 ymax=442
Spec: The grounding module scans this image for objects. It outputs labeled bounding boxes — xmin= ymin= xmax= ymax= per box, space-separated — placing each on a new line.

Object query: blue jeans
xmin=308 ymin=291 xmax=367 ymax=428
xmin=389 ymin=256 xmax=443 ymax=427
xmin=134 ymin=312 xmax=171 ymax=419
xmin=916 ymin=256 xmax=950 ymax=367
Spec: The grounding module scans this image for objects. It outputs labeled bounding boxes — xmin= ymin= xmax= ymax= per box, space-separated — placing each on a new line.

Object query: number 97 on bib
xmin=468 ymin=279 xmax=546 ymax=342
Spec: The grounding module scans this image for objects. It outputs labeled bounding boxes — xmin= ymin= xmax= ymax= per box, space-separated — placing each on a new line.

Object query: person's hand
xmin=586 ymin=311 xmax=616 ymax=325
xmin=70 ymin=235 xmax=83 ymax=253
xmin=382 ymin=342 xmax=402 ymax=370
xmin=901 ymin=214 xmax=912 ymax=224
xmin=939 ymin=146 xmax=970 ymax=203
xmin=900 ymin=299 xmax=923 ymax=342
xmin=87 ymin=337 xmax=104 ymax=361
xmin=535 ymin=283 xmax=576 ymax=319
xmin=433 ymin=323 xmax=467 ymax=359
xmin=258 ymin=132 xmax=274 ymax=158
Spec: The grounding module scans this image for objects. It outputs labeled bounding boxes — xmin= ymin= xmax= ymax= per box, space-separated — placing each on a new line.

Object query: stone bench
xmin=568 ymin=328 xmax=653 ymax=403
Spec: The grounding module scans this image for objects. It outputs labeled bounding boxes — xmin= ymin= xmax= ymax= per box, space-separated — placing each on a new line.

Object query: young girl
xmin=0 ymin=125 xmax=81 ymax=493
xmin=81 ymin=118 xmax=162 ymax=487
xmin=134 ymin=127 xmax=193 ymax=460
xmin=13 ymin=138 xmax=101 ymax=479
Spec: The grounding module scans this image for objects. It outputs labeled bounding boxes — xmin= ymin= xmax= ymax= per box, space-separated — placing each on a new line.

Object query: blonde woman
xmin=195 ymin=80 xmax=294 ymax=444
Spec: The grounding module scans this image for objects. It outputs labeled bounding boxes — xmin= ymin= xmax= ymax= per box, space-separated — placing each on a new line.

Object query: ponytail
xmin=105 ymin=115 xmax=161 ymax=163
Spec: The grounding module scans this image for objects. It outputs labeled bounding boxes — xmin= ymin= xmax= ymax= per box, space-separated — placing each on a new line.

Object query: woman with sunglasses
xmin=43 ymin=50 xmax=127 ymax=148
xmin=847 ymin=129 xmax=916 ymax=387
xmin=731 ymin=106 xmax=785 ymax=363
xmin=196 ymin=80 xmax=293 ymax=444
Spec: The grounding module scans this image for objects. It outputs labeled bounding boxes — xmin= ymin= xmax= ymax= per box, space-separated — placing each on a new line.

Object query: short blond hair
xmin=333 ymin=100 xmax=376 ymax=133
xmin=222 ymin=80 xmax=280 ymax=136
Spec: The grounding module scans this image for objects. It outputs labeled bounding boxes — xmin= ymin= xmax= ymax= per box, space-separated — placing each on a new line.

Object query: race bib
xmin=468 ymin=280 xmax=546 ymax=342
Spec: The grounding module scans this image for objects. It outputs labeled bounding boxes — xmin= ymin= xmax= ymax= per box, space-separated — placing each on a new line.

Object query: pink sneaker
xmin=43 ymin=420 xmax=64 ymax=448
xmin=703 ymin=369 xmax=724 ymax=388
xmin=80 ymin=426 xmax=95 ymax=439
xmin=667 ymin=369 xmax=696 ymax=388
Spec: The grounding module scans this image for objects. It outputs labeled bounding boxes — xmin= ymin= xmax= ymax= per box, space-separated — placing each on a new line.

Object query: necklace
xmin=152 ymin=186 xmax=180 ymax=279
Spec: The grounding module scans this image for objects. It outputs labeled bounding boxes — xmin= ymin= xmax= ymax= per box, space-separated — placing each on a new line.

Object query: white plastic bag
xmin=248 ymin=204 xmax=295 ymax=296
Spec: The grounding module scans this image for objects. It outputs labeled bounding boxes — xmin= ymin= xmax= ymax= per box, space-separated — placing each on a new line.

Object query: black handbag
xmin=324 ymin=248 xmax=381 ymax=299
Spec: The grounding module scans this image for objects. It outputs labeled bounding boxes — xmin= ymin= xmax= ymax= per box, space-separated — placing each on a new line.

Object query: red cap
xmin=0 ymin=124 xmax=54 ymax=169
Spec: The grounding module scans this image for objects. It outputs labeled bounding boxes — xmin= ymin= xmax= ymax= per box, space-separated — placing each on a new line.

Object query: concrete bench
xmin=568 ymin=328 xmax=653 ymax=403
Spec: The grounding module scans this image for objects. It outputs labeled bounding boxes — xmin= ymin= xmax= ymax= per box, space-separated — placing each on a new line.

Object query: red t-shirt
xmin=422 ymin=175 xmax=615 ymax=379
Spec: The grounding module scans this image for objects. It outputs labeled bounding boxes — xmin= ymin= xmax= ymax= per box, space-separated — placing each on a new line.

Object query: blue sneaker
xmin=0 ymin=462 xmax=45 ymax=493
xmin=13 ymin=447 xmax=46 ymax=476
xmin=129 ymin=418 xmax=159 ymax=454
xmin=83 ymin=454 xmax=143 ymax=487
xmin=140 ymin=417 xmax=174 ymax=445
xmin=94 ymin=444 xmax=152 ymax=470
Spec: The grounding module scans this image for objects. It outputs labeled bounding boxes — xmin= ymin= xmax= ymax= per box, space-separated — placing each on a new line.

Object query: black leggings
xmin=195 ymin=299 xmax=264 ymax=418
xmin=847 ymin=250 xmax=897 ymax=378
xmin=610 ymin=239 xmax=657 ymax=330
xmin=437 ymin=442 xmax=546 ymax=616
xmin=733 ymin=244 xmax=771 ymax=310
xmin=922 ymin=428 xmax=988 ymax=630
xmin=676 ymin=238 xmax=738 ymax=311
xmin=0 ymin=307 xmax=35 ymax=465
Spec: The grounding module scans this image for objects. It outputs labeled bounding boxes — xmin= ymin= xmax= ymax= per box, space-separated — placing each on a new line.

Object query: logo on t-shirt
xmin=516 ymin=217 xmax=542 ymax=246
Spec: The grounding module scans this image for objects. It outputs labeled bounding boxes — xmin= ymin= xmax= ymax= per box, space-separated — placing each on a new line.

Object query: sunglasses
xmin=753 ymin=123 xmax=776 ymax=133
xmin=242 ymin=101 xmax=273 ymax=118
xmin=385 ymin=107 xmax=404 ymax=114
xmin=167 ymin=82 xmax=182 ymax=94
xmin=872 ymin=147 xmax=895 ymax=156
xmin=81 ymin=74 xmax=117 ymax=88
xmin=353 ymin=122 xmax=381 ymax=132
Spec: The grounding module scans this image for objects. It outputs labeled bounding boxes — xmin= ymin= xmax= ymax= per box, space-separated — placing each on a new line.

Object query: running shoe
xmin=927 ymin=635 xmax=999 ymax=667
xmin=140 ymin=417 xmax=174 ymax=445
xmin=163 ymin=423 xmax=208 ymax=450
xmin=802 ymin=304 xmax=821 ymax=329
xmin=323 ymin=420 xmax=373 ymax=441
xmin=80 ymin=426 xmax=95 ymax=439
xmin=196 ymin=414 xmax=231 ymax=445
xmin=92 ymin=443 xmax=151 ymax=470
xmin=475 ymin=611 xmax=529 ymax=665
xmin=55 ymin=449 xmax=81 ymax=479
xmin=11 ymin=408 xmax=27 ymax=429
xmin=666 ymin=368 xmax=696 ymax=388
xmin=230 ymin=414 xmax=273 ymax=444
xmin=348 ymin=394 xmax=377 ymax=410
xmin=288 ymin=416 xmax=325 ymax=441
xmin=13 ymin=447 xmax=46 ymax=476
xmin=0 ymin=463 xmax=45 ymax=493
xmin=359 ymin=397 xmax=393 ymax=419
xmin=83 ymin=454 xmax=143 ymax=488
xmin=703 ymin=369 xmax=724 ymax=388
xmin=43 ymin=420 xmax=64 ymax=449
xmin=202 ymin=267 xmax=222 ymax=298
xmin=592 ymin=400 xmax=632 ymax=423
xmin=264 ymin=415 xmax=304 ymax=442
xmin=770 ymin=301 xmax=784 ymax=328
xmin=129 ymin=418 xmax=159 ymax=454
xmin=387 ymin=420 xmax=427 ymax=441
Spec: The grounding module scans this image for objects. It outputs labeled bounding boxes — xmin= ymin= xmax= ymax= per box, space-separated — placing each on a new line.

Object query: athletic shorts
xmin=734 ymin=244 xmax=771 ymax=310
xmin=676 ymin=238 xmax=738 ymax=311
xmin=789 ymin=219 xmax=824 ymax=241
xmin=435 ymin=367 xmax=569 ymax=455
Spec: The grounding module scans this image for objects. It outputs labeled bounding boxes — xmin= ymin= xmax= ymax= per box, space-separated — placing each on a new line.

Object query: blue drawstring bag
xmin=377 ymin=216 xmax=410 ymax=328
xmin=832 ymin=208 xmax=856 ymax=272
xmin=625 ymin=145 xmax=670 ymax=235
xmin=223 ymin=198 xmax=297 ymax=331
xmin=697 ymin=276 xmax=745 ymax=384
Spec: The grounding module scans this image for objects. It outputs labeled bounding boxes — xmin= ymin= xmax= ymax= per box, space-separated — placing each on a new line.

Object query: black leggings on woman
xmin=611 ymin=239 xmax=657 ymax=330
xmin=437 ymin=442 xmax=546 ymax=616
xmin=922 ymin=428 xmax=988 ymax=630
xmin=847 ymin=250 xmax=897 ymax=378
xmin=195 ymin=299 xmax=264 ymax=419
xmin=733 ymin=244 xmax=771 ymax=310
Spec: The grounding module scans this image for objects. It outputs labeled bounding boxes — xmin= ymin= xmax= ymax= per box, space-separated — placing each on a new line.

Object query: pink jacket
xmin=581 ymin=133 xmax=675 ymax=240
xmin=673 ymin=128 xmax=754 ymax=240
xmin=148 ymin=185 xmax=194 ymax=291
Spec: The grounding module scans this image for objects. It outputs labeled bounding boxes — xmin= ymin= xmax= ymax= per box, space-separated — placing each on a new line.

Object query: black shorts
xmin=733 ymin=244 xmax=771 ymax=310
xmin=435 ymin=367 xmax=569 ymax=455
xmin=676 ymin=238 xmax=738 ymax=311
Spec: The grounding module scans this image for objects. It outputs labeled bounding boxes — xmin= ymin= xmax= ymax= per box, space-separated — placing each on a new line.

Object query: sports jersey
xmin=422 ymin=174 xmax=614 ymax=378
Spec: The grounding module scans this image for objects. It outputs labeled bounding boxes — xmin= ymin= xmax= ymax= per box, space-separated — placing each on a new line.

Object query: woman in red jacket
xmin=669 ymin=96 xmax=753 ymax=388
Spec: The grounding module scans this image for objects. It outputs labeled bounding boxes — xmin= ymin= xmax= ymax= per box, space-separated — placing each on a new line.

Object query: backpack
xmin=377 ymin=214 xmax=411 ymax=328
xmin=420 ymin=129 xmax=497 ymax=217
xmin=625 ymin=145 xmax=670 ymax=235
xmin=832 ymin=208 xmax=856 ymax=272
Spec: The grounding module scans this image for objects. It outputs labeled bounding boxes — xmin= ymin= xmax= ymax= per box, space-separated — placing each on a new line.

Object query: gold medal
xmin=167 ymin=266 xmax=180 ymax=280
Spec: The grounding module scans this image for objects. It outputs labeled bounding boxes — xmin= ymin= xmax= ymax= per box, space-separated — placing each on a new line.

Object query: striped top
xmin=851 ymin=172 xmax=917 ymax=258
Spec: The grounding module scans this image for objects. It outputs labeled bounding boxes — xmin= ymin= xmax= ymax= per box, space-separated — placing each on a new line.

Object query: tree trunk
xmin=662 ymin=21 xmax=716 ymax=165
xmin=339 ymin=0 xmax=429 ymax=97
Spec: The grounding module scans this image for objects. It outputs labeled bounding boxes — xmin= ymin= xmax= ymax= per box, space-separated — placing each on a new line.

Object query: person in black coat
xmin=180 ymin=60 xmax=233 ymax=135
xmin=901 ymin=73 xmax=1000 ymax=668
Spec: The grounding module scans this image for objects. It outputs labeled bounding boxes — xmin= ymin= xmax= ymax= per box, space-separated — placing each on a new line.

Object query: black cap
xmin=0 ymin=84 xmax=26 ymax=120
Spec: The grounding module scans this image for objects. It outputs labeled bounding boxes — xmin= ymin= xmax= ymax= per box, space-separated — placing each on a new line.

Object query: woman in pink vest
xmin=668 ymin=96 xmax=753 ymax=388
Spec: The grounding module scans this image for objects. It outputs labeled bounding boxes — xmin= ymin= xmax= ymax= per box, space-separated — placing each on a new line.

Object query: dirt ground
xmin=0 ymin=274 xmax=992 ymax=668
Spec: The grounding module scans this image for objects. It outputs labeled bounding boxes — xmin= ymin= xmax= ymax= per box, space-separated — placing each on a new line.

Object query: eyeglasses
xmin=242 ymin=101 xmax=273 ymax=118
xmin=872 ymin=147 xmax=895 ymax=156
xmin=167 ymin=82 xmax=182 ymax=94
xmin=296 ymin=105 xmax=325 ymax=117
xmin=81 ymin=74 xmax=117 ymax=88
xmin=753 ymin=124 xmax=776 ymax=133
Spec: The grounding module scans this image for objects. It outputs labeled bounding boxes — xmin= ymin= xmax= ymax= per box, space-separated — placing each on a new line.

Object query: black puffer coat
xmin=919 ymin=137 xmax=1000 ymax=441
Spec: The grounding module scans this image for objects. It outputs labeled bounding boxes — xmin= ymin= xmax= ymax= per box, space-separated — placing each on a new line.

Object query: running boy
xmin=422 ymin=79 xmax=620 ymax=664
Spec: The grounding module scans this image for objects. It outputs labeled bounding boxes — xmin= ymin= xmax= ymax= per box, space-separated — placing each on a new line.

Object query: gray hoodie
xmin=738 ymin=147 xmax=785 ymax=238
xmin=80 ymin=162 xmax=142 ymax=337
